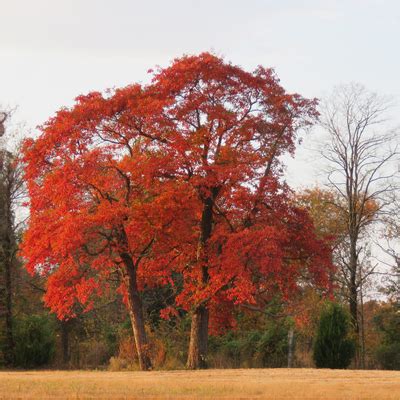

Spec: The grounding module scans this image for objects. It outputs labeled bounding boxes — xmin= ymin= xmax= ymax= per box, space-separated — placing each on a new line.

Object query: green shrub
xmin=313 ymin=302 xmax=355 ymax=369
xmin=255 ymin=325 xmax=288 ymax=367
xmin=14 ymin=315 xmax=55 ymax=368
xmin=239 ymin=331 xmax=261 ymax=366
xmin=376 ymin=343 xmax=400 ymax=370
xmin=374 ymin=304 xmax=400 ymax=370
xmin=209 ymin=322 xmax=289 ymax=368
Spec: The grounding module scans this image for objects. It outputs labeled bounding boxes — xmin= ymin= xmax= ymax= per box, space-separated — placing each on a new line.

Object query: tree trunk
xmin=287 ymin=328 xmax=295 ymax=368
xmin=120 ymin=253 xmax=152 ymax=371
xmin=187 ymin=194 xmax=214 ymax=369
xmin=0 ymin=179 xmax=15 ymax=366
xmin=349 ymin=238 xmax=360 ymax=367
xmin=359 ymin=278 xmax=366 ymax=369
xmin=60 ymin=319 xmax=71 ymax=367
xmin=3 ymin=255 xmax=14 ymax=365
xmin=187 ymin=305 xmax=209 ymax=369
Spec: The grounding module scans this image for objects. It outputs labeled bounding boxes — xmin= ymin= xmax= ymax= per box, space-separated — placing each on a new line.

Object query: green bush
xmin=255 ymin=325 xmax=288 ymax=367
xmin=240 ymin=331 xmax=261 ymax=365
xmin=376 ymin=343 xmax=400 ymax=370
xmin=14 ymin=315 xmax=55 ymax=368
xmin=374 ymin=304 xmax=400 ymax=370
xmin=313 ymin=302 xmax=355 ymax=369
xmin=209 ymin=322 xmax=289 ymax=368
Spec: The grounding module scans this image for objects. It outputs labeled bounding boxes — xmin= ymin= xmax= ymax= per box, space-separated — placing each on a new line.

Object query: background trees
xmin=0 ymin=111 xmax=25 ymax=366
xmin=319 ymin=83 xmax=398 ymax=367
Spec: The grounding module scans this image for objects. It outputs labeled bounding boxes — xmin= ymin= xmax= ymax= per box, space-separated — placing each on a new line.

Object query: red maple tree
xmin=147 ymin=54 xmax=332 ymax=368
xmin=21 ymin=85 xmax=196 ymax=370
xmin=21 ymin=53 xmax=333 ymax=370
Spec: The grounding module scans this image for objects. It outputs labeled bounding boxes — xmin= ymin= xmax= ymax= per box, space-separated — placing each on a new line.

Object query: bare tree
xmin=320 ymin=83 xmax=399 ymax=367
xmin=379 ymin=195 xmax=400 ymax=305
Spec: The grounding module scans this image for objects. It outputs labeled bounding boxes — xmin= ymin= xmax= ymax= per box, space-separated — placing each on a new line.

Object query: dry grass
xmin=0 ymin=368 xmax=399 ymax=399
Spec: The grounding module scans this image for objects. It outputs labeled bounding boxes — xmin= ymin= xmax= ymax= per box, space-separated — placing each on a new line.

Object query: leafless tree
xmin=320 ymin=83 xmax=399 ymax=367
xmin=378 ymin=195 xmax=400 ymax=305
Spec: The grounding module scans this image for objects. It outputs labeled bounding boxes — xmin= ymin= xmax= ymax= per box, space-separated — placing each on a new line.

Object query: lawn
xmin=0 ymin=368 xmax=399 ymax=399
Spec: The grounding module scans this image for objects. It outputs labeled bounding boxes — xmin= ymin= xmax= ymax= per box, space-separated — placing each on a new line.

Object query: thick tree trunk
xmin=187 ymin=304 xmax=209 ymax=369
xmin=187 ymin=195 xmax=214 ymax=369
xmin=120 ymin=253 xmax=152 ymax=371
xmin=127 ymin=281 xmax=151 ymax=371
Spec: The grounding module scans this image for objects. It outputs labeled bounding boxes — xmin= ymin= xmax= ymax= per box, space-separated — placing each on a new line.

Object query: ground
xmin=0 ymin=368 xmax=399 ymax=399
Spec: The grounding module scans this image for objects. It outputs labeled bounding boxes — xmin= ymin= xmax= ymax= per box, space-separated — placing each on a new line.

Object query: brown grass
xmin=0 ymin=368 xmax=399 ymax=399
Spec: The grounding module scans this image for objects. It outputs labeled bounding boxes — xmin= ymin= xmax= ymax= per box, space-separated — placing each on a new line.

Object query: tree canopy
xmin=21 ymin=53 xmax=333 ymax=369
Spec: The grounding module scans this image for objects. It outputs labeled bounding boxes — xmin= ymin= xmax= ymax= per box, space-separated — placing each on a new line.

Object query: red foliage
xmin=21 ymin=53 xmax=333 ymax=329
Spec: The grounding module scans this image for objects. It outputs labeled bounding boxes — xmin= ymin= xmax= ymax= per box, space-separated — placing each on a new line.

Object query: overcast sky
xmin=1 ymin=0 xmax=400 ymax=186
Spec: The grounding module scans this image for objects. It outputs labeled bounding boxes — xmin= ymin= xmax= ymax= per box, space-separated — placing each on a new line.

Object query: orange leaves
xmin=21 ymin=52 xmax=331 ymax=326
xmin=159 ymin=306 xmax=179 ymax=320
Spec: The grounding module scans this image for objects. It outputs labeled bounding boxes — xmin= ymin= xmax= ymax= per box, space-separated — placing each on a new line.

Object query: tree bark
xmin=187 ymin=195 xmax=214 ymax=369
xmin=120 ymin=252 xmax=152 ymax=371
xmin=187 ymin=304 xmax=209 ymax=369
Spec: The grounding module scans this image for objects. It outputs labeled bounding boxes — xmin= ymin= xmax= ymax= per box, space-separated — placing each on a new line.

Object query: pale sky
xmin=1 ymin=0 xmax=400 ymax=187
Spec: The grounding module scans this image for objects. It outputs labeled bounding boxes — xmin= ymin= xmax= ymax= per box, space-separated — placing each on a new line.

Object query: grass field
xmin=0 ymin=368 xmax=399 ymax=399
